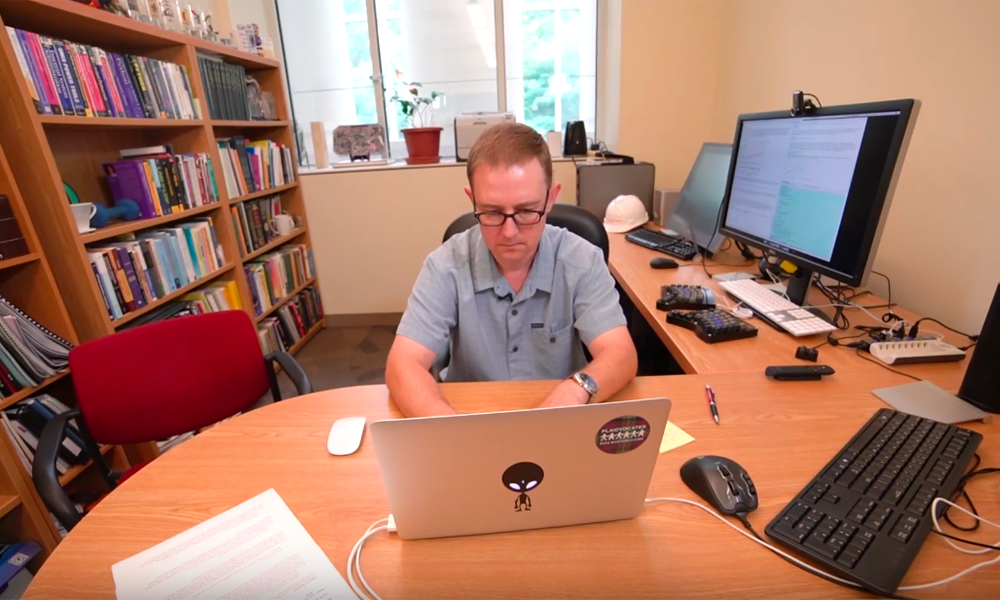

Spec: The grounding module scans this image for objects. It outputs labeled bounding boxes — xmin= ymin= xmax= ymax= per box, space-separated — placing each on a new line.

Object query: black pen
xmin=705 ymin=384 xmax=720 ymax=425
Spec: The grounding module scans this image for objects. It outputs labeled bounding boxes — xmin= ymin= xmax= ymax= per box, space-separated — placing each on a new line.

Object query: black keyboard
xmin=667 ymin=309 xmax=758 ymax=343
xmin=765 ymin=409 xmax=982 ymax=595
xmin=625 ymin=229 xmax=698 ymax=260
xmin=656 ymin=284 xmax=715 ymax=311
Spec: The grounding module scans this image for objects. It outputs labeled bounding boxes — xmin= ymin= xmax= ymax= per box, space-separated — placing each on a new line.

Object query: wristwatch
xmin=570 ymin=372 xmax=599 ymax=404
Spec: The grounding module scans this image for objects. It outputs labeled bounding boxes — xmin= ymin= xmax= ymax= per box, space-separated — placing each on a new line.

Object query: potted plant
xmin=389 ymin=72 xmax=445 ymax=165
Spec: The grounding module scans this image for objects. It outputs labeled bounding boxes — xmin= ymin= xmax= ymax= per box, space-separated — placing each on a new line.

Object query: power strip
xmin=869 ymin=340 xmax=966 ymax=365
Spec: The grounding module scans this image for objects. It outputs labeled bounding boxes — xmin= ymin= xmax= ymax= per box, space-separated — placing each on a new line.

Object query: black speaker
xmin=958 ymin=283 xmax=1000 ymax=413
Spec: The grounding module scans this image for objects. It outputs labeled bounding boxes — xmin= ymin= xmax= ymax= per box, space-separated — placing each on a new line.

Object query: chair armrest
xmin=265 ymin=352 xmax=313 ymax=399
xmin=32 ymin=410 xmax=82 ymax=532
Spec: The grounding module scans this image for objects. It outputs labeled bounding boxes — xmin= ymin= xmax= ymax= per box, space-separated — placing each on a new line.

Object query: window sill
xmin=299 ymin=156 xmax=597 ymax=176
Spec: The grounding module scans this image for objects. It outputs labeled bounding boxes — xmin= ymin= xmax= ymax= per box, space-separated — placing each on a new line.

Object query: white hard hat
xmin=603 ymin=195 xmax=649 ymax=233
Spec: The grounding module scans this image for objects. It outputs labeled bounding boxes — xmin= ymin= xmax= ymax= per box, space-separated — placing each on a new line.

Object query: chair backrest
xmin=442 ymin=203 xmax=610 ymax=263
xmin=69 ymin=310 xmax=269 ymax=444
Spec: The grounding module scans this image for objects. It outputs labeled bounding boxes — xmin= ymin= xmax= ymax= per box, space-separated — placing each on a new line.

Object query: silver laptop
xmin=370 ymin=397 xmax=671 ymax=540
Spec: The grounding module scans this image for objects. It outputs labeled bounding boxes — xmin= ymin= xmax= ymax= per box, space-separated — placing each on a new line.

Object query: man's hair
xmin=466 ymin=122 xmax=552 ymax=191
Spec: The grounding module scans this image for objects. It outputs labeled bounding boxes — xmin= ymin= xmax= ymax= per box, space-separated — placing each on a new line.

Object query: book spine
xmin=6 ymin=28 xmax=42 ymax=114
xmin=138 ymin=57 xmax=164 ymax=118
xmin=39 ymin=36 xmax=74 ymax=116
xmin=111 ymin=53 xmax=142 ymax=118
xmin=67 ymin=44 xmax=97 ymax=116
xmin=139 ymin=241 xmax=166 ymax=298
xmin=126 ymin=55 xmax=156 ymax=118
xmin=89 ymin=47 xmax=117 ymax=117
xmin=111 ymin=247 xmax=142 ymax=309
xmin=52 ymin=40 xmax=88 ymax=116
xmin=76 ymin=44 xmax=108 ymax=116
xmin=103 ymin=252 xmax=129 ymax=313
xmin=97 ymin=49 xmax=127 ymax=118
xmin=16 ymin=30 xmax=53 ymax=115
xmin=25 ymin=32 xmax=62 ymax=114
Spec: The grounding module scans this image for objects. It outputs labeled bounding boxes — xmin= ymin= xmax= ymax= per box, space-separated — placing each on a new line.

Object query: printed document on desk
xmin=112 ymin=488 xmax=354 ymax=599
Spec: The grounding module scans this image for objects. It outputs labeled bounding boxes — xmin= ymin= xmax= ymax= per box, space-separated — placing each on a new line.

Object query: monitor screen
xmin=667 ymin=142 xmax=732 ymax=254
xmin=719 ymin=99 xmax=919 ymax=286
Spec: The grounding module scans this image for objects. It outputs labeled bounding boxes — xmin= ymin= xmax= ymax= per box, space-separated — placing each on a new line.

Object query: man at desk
xmin=386 ymin=123 xmax=637 ymax=417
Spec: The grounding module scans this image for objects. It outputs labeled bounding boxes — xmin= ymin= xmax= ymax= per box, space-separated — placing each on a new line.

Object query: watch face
xmin=576 ymin=373 xmax=598 ymax=394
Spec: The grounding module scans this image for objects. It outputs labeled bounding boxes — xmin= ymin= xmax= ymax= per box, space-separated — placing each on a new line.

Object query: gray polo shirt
xmin=396 ymin=224 xmax=627 ymax=382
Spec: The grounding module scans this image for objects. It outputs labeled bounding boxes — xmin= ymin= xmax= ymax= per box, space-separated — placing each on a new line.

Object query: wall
xmin=710 ymin=0 xmax=1000 ymax=333
xmin=303 ymin=161 xmax=578 ymax=314
xmin=616 ymin=0 xmax=722 ymax=190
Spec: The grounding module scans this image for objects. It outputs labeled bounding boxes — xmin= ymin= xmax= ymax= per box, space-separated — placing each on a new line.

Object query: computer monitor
xmin=667 ymin=142 xmax=733 ymax=255
xmin=718 ymin=99 xmax=920 ymax=306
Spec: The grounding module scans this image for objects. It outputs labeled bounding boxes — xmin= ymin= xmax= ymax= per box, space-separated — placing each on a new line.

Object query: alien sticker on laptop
xmin=503 ymin=462 xmax=544 ymax=512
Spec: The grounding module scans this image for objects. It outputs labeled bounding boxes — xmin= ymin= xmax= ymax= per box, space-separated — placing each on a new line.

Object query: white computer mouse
xmin=327 ymin=417 xmax=366 ymax=456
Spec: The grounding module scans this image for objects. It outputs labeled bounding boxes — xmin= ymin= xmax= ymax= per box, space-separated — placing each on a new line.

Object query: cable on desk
xmin=907 ymin=316 xmax=979 ymax=342
xmin=348 ymin=518 xmax=389 ymax=600
xmin=854 ymin=347 xmax=922 ymax=381
xmin=870 ymin=271 xmax=903 ymax=324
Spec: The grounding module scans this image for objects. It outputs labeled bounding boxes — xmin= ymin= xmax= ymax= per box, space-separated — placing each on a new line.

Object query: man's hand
xmin=538 ymin=379 xmax=591 ymax=409
xmin=385 ymin=335 xmax=457 ymax=417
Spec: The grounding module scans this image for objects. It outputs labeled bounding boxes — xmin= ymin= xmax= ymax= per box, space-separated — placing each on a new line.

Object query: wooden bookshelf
xmin=0 ymin=0 xmax=325 ymax=554
xmin=38 ymin=115 xmax=204 ymax=128
xmin=254 ymin=276 xmax=317 ymax=324
xmin=242 ymin=228 xmax=307 ymax=262
xmin=58 ymin=445 xmax=115 ymax=487
xmin=0 ymin=371 xmax=71 ymax=412
xmin=0 ymin=496 xmax=20 ymax=520
xmin=79 ymin=203 xmax=223 ymax=244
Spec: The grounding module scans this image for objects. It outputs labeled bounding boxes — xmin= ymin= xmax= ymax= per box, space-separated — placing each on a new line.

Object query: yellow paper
xmin=659 ymin=421 xmax=695 ymax=453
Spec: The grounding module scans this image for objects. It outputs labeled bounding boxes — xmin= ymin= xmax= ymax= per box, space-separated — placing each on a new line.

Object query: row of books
xmin=197 ymin=55 xmax=251 ymax=121
xmin=1 ymin=395 xmax=88 ymax=477
xmin=245 ymin=245 xmax=316 ymax=317
xmin=87 ymin=220 xmax=226 ymax=320
xmin=231 ymin=195 xmax=282 ymax=257
xmin=0 ymin=295 xmax=72 ymax=398
xmin=216 ymin=137 xmax=295 ymax=198
xmin=119 ymin=281 xmax=242 ymax=330
xmin=104 ymin=145 xmax=219 ymax=220
xmin=258 ymin=287 xmax=324 ymax=354
xmin=0 ymin=195 xmax=28 ymax=261
xmin=6 ymin=27 xmax=199 ymax=119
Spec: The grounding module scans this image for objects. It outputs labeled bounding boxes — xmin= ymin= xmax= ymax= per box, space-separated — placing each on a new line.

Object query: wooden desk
xmin=25 ymin=374 xmax=999 ymax=599
xmin=608 ymin=231 xmax=970 ymax=391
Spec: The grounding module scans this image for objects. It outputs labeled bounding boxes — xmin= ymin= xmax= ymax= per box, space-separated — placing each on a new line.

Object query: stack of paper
xmin=112 ymin=489 xmax=354 ymax=599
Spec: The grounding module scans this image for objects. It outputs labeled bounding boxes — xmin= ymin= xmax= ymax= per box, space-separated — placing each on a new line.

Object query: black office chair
xmin=442 ymin=203 xmax=609 ymax=263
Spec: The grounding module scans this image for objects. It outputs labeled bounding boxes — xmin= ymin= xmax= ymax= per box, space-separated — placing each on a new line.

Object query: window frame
xmin=275 ymin=0 xmax=600 ymax=165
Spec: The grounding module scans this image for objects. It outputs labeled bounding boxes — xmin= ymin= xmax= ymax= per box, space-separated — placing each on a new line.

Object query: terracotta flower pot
xmin=401 ymin=127 xmax=443 ymax=165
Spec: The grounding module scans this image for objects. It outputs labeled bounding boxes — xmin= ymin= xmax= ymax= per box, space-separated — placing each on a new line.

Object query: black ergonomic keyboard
xmin=657 ymin=284 xmax=716 ymax=311
xmin=667 ymin=309 xmax=758 ymax=343
xmin=625 ymin=229 xmax=698 ymax=260
xmin=765 ymin=408 xmax=982 ymax=595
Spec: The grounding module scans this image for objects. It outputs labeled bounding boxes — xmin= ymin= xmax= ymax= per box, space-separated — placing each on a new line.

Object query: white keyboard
xmin=869 ymin=340 xmax=966 ymax=365
xmin=718 ymin=279 xmax=837 ymax=337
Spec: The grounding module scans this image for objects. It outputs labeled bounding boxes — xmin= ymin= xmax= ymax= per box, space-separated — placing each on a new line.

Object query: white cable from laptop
xmin=348 ymin=518 xmax=389 ymax=600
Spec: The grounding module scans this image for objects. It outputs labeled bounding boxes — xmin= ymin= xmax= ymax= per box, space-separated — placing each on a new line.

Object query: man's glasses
xmin=473 ymin=194 xmax=549 ymax=227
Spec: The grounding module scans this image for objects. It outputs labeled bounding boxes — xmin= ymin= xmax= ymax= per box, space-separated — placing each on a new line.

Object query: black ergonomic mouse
xmin=650 ymin=257 xmax=679 ymax=269
xmin=680 ymin=455 xmax=759 ymax=515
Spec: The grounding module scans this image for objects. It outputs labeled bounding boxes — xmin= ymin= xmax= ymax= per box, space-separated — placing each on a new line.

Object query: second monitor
xmin=667 ymin=142 xmax=733 ymax=256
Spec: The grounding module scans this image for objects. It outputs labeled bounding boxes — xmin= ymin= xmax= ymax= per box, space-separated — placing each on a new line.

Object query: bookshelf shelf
xmin=253 ymin=276 xmax=317 ymax=324
xmin=111 ymin=263 xmax=236 ymax=329
xmin=79 ymin=203 xmax=222 ymax=244
xmin=0 ymin=495 xmax=21 ymax=519
xmin=228 ymin=182 xmax=299 ymax=205
xmin=212 ymin=120 xmax=290 ymax=129
xmin=241 ymin=228 xmax=307 ymax=263
xmin=0 ymin=370 xmax=71 ymax=412
xmin=0 ymin=253 xmax=39 ymax=271
xmin=288 ymin=319 xmax=324 ymax=356
xmin=58 ymin=444 xmax=114 ymax=487
xmin=38 ymin=116 xmax=204 ymax=129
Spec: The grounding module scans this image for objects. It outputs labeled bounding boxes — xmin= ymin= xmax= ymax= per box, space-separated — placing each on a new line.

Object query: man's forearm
xmin=385 ymin=361 xmax=457 ymax=417
xmin=584 ymin=343 xmax=638 ymax=403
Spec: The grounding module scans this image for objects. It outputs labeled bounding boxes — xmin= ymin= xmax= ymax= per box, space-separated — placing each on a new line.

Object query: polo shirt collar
xmin=471 ymin=226 xmax=555 ymax=297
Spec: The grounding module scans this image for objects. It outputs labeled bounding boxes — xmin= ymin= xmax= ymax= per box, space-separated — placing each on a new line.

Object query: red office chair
xmin=32 ymin=310 xmax=313 ymax=531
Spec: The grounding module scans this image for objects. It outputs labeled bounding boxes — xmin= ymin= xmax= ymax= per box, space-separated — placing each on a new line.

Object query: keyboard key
xmin=837 ymin=545 xmax=863 ymax=568
xmin=788 ymin=503 xmax=810 ymax=520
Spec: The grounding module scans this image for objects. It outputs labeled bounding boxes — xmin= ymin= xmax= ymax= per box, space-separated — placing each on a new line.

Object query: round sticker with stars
xmin=596 ymin=416 xmax=650 ymax=454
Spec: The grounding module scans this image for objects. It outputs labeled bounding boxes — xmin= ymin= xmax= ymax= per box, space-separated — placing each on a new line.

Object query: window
xmin=276 ymin=0 xmax=597 ymax=166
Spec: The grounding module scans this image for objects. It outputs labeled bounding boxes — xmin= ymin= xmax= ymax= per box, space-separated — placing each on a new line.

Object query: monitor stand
xmin=785 ymin=268 xmax=835 ymax=326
